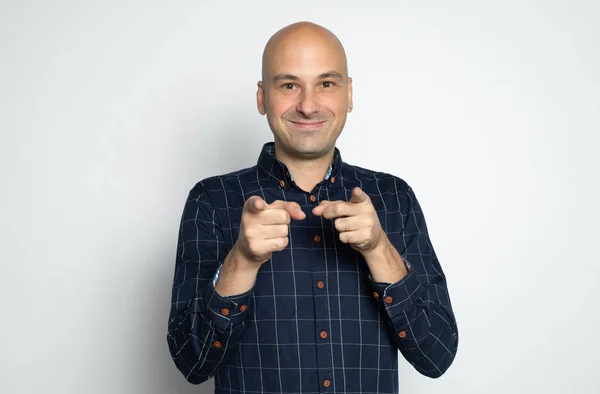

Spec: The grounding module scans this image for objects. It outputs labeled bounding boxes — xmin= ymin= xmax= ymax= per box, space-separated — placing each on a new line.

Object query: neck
xmin=274 ymin=140 xmax=334 ymax=193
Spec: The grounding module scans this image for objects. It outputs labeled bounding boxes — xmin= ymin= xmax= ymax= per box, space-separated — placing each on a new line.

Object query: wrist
xmin=230 ymin=243 xmax=262 ymax=273
xmin=214 ymin=244 xmax=261 ymax=297
xmin=361 ymin=231 xmax=389 ymax=259
xmin=361 ymin=235 xmax=408 ymax=283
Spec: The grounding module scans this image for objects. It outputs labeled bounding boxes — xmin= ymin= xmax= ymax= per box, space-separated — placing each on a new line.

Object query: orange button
xmin=314 ymin=235 xmax=321 ymax=243
xmin=310 ymin=195 xmax=316 ymax=202
xmin=239 ymin=305 xmax=247 ymax=312
xmin=323 ymin=379 xmax=331 ymax=388
xmin=320 ymin=331 xmax=328 ymax=339
xmin=330 ymin=177 xmax=335 ymax=183
xmin=372 ymin=292 xmax=380 ymax=299
xmin=221 ymin=308 xmax=230 ymax=316
xmin=398 ymin=330 xmax=407 ymax=339
xmin=317 ymin=281 xmax=324 ymax=289
xmin=385 ymin=296 xmax=393 ymax=304
xmin=279 ymin=180 xmax=285 ymax=187
xmin=213 ymin=340 xmax=222 ymax=349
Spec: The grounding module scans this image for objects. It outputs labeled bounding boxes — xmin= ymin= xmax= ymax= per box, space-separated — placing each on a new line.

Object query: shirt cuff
xmin=193 ymin=277 xmax=254 ymax=332
xmin=367 ymin=257 xmax=421 ymax=319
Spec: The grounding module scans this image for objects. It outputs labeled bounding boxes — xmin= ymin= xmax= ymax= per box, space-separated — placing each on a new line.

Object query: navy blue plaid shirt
xmin=167 ymin=142 xmax=458 ymax=393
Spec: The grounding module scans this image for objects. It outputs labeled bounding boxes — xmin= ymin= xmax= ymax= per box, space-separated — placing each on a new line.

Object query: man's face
xmin=257 ymin=35 xmax=353 ymax=158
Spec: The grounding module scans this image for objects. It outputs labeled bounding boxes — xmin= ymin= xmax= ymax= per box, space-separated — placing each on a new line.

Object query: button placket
xmin=308 ymin=190 xmax=332 ymax=391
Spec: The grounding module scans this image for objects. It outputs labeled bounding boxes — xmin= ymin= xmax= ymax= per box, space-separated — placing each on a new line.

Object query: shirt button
xmin=385 ymin=296 xmax=393 ymax=304
xmin=314 ymin=235 xmax=321 ymax=243
xmin=279 ymin=180 xmax=285 ymax=188
xmin=213 ymin=340 xmax=222 ymax=349
xmin=330 ymin=177 xmax=335 ymax=184
xmin=323 ymin=379 xmax=331 ymax=388
xmin=221 ymin=308 xmax=230 ymax=316
xmin=398 ymin=330 xmax=407 ymax=338
xmin=239 ymin=305 xmax=247 ymax=312
xmin=310 ymin=195 xmax=316 ymax=202
xmin=317 ymin=281 xmax=324 ymax=289
xmin=285 ymin=172 xmax=290 ymax=178
xmin=372 ymin=292 xmax=380 ymax=299
xmin=320 ymin=330 xmax=328 ymax=339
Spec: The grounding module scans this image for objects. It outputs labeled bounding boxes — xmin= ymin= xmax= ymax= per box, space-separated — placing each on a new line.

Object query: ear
xmin=347 ymin=77 xmax=353 ymax=113
xmin=257 ymin=81 xmax=266 ymax=115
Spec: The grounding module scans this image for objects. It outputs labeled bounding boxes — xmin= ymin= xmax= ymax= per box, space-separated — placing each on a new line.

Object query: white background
xmin=1 ymin=1 xmax=599 ymax=393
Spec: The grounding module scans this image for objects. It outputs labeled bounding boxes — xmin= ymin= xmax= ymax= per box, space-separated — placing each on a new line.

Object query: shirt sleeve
xmin=368 ymin=185 xmax=459 ymax=378
xmin=166 ymin=183 xmax=254 ymax=384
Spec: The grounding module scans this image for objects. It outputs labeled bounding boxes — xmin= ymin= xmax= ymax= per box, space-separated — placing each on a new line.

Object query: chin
xmin=289 ymin=139 xmax=334 ymax=156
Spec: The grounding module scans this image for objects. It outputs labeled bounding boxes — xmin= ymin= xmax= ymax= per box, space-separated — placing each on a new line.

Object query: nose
xmin=296 ymin=88 xmax=320 ymax=118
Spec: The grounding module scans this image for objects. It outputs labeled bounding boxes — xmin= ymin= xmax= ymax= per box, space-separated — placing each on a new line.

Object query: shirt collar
xmin=257 ymin=141 xmax=343 ymax=187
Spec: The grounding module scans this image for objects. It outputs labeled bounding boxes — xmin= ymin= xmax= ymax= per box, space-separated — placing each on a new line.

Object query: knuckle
xmin=280 ymin=224 xmax=289 ymax=236
xmin=280 ymin=211 xmax=291 ymax=224
xmin=334 ymin=219 xmax=342 ymax=231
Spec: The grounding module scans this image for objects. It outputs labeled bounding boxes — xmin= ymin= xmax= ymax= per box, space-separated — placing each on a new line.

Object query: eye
xmin=322 ymin=81 xmax=334 ymax=88
xmin=283 ymin=83 xmax=295 ymax=90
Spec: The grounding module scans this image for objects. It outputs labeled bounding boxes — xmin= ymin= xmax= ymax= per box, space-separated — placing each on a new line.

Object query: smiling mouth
xmin=288 ymin=120 xmax=327 ymax=130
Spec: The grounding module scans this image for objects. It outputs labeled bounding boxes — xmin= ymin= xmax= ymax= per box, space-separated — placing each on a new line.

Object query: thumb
xmin=283 ymin=201 xmax=306 ymax=220
xmin=245 ymin=196 xmax=268 ymax=213
xmin=349 ymin=187 xmax=368 ymax=203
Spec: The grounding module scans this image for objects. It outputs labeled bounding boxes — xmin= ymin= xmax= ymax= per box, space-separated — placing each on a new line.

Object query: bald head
xmin=261 ymin=22 xmax=348 ymax=83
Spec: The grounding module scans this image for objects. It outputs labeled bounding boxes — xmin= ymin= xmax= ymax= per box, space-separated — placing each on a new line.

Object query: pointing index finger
xmin=313 ymin=200 xmax=354 ymax=219
xmin=311 ymin=200 xmax=334 ymax=216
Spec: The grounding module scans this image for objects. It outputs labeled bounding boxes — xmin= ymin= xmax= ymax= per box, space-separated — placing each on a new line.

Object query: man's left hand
xmin=312 ymin=187 xmax=386 ymax=254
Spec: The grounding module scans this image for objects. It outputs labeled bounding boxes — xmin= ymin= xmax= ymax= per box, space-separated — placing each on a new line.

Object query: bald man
xmin=167 ymin=22 xmax=458 ymax=393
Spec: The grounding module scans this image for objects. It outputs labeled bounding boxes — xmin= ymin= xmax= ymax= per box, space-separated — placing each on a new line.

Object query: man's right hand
xmin=234 ymin=196 xmax=306 ymax=267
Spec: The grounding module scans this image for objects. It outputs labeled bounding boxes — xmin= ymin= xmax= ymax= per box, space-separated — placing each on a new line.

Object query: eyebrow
xmin=318 ymin=71 xmax=344 ymax=80
xmin=272 ymin=73 xmax=299 ymax=82
xmin=271 ymin=71 xmax=344 ymax=82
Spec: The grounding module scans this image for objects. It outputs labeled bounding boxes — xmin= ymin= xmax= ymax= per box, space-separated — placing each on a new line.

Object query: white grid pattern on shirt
xmin=166 ymin=142 xmax=458 ymax=393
